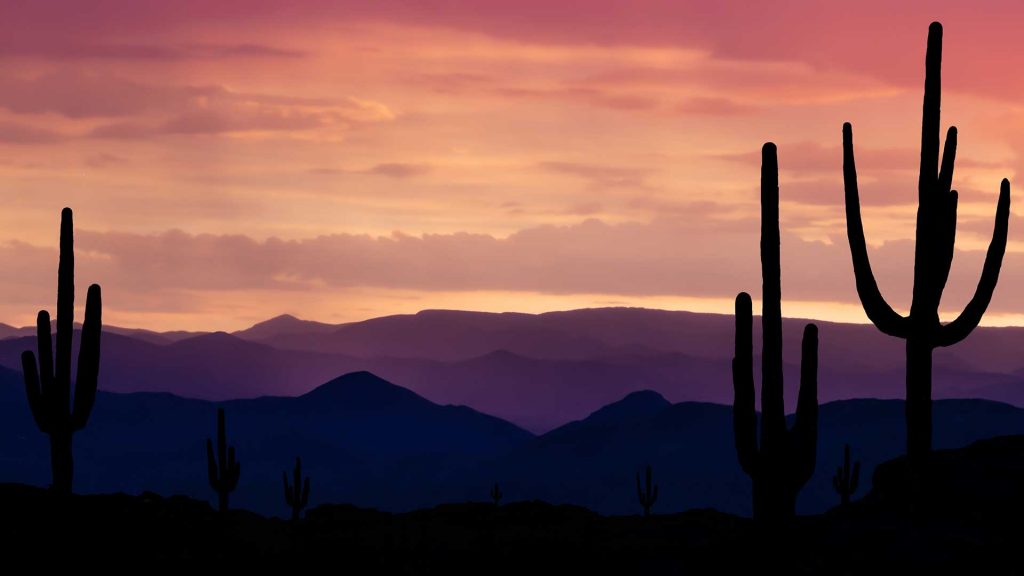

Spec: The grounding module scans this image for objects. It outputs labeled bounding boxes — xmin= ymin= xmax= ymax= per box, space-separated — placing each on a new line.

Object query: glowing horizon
xmin=3 ymin=2 xmax=1024 ymax=331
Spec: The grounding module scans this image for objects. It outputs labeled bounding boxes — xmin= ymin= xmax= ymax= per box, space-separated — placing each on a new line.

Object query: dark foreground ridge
xmin=4 ymin=435 xmax=1024 ymax=572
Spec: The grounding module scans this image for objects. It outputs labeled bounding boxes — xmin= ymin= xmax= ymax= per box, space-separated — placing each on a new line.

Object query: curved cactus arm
xmin=791 ymin=324 xmax=819 ymax=487
xmin=936 ymin=189 xmax=959 ymax=292
xmin=21 ymin=351 xmax=48 ymax=433
xmin=937 ymin=178 xmax=1010 ymax=347
xmin=934 ymin=126 xmax=959 ymax=293
xmin=35 ymin=310 xmax=54 ymax=399
xmin=71 ymin=284 xmax=101 ymax=431
xmin=938 ymin=127 xmax=957 ymax=197
xmin=843 ymin=123 xmax=910 ymax=338
xmin=732 ymin=293 xmax=757 ymax=476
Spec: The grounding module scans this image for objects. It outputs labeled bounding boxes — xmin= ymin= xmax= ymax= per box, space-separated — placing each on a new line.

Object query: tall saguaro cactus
xmin=833 ymin=444 xmax=860 ymax=507
xmin=635 ymin=464 xmax=658 ymax=517
xmin=283 ymin=456 xmax=310 ymax=521
xmin=733 ymin=143 xmax=819 ymax=521
xmin=207 ymin=408 xmax=240 ymax=513
xmin=21 ymin=207 xmax=102 ymax=494
xmin=843 ymin=22 xmax=1011 ymax=459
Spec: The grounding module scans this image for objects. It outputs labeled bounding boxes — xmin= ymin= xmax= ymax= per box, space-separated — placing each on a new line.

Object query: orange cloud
xmin=0 ymin=2 xmax=1021 ymax=330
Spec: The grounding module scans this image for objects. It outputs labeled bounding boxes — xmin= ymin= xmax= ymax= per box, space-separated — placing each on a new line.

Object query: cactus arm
xmin=732 ymin=293 xmax=757 ymax=476
xmin=937 ymin=178 xmax=1010 ymax=347
xmin=843 ymin=123 xmax=910 ymax=338
xmin=71 ymin=284 xmax=102 ymax=431
xmin=646 ymin=466 xmax=652 ymax=498
xmin=936 ymin=190 xmax=959 ymax=292
xmin=938 ymin=127 xmax=957 ymax=197
xmin=35 ymin=310 xmax=54 ymax=402
xmin=934 ymin=127 xmax=958 ymax=293
xmin=792 ymin=324 xmax=819 ymax=487
xmin=21 ymin=351 xmax=48 ymax=433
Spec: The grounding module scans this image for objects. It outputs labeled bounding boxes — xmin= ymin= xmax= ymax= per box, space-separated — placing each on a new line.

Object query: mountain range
xmin=2 ymin=307 xmax=1024 ymax=432
xmin=3 ymin=365 xmax=1024 ymax=517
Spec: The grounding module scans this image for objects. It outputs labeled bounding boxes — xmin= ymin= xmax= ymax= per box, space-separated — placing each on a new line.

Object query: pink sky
xmin=1 ymin=1 xmax=1023 ymax=330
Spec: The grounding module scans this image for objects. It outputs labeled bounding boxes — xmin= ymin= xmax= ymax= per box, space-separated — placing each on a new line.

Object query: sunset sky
xmin=3 ymin=1 xmax=1024 ymax=331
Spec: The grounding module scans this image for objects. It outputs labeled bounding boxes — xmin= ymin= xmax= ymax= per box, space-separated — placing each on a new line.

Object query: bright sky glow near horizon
xmin=3 ymin=1 xmax=1024 ymax=331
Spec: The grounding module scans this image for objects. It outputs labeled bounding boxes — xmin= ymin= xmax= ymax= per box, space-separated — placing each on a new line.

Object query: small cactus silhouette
xmin=832 ymin=444 xmax=860 ymax=507
xmin=21 ymin=207 xmax=102 ymax=494
xmin=206 ymin=408 xmax=240 ymax=513
xmin=636 ymin=464 xmax=658 ymax=517
xmin=283 ymin=456 xmax=310 ymax=521
xmin=490 ymin=482 xmax=503 ymax=506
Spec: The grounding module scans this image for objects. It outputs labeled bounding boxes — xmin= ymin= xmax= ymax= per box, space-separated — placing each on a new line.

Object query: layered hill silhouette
xmin=8 ymin=436 xmax=1024 ymax=569
xmin=3 ymin=366 xmax=1024 ymax=516
xmin=2 ymin=308 xmax=1023 ymax=432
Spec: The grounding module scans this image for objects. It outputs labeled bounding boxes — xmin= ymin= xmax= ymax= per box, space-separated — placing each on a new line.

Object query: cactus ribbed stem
xmin=733 ymin=144 xmax=819 ymax=522
xmin=207 ymin=408 xmax=240 ymax=513
xmin=843 ymin=22 xmax=1010 ymax=460
xmin=21 ymin=207 xmax=102 ymax=494
xmin=283 ymin=456 xmax=310 ymax=521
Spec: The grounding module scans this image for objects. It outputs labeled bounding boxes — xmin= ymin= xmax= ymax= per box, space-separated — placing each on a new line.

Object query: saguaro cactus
xmin=843 ymin=22 xmax=1010 ymax=459
xmin=636 ymin=464 xmax=658 ymax=517
xmin=733 ymin=143 xmax=819 ymax=521
xmin=490 ymin=482 xmax=503 ymax=506
xmin=21 ymin=207 xmax=102 ymax=494
xmin=207 ymin=408 xmax=240 ymax=513
xmin=833 ymin=444 xmax=860 ymax=507
xmin=283 ymin=456 xmax=310 ymax=521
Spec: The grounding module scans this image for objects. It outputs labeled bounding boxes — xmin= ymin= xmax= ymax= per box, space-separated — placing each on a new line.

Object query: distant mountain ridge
xmin=2 ymin=307 xmax=1024 ymax=432
xmin=3 ymin=368 xmax=1024 ymax=516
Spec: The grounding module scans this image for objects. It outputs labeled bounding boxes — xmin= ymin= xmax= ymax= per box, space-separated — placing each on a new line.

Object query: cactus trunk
xmin=284 ymin=456 xmax=310 ymax=521
xmin=49 ymin=432 xmax=72 ymax=494
xmin=906 ymin=339 xmax=933 ymax=458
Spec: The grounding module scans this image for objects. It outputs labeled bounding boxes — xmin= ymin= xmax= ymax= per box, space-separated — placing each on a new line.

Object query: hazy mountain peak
xmin=300 ymin=370 xmax=426 ymax=407
xmin=235 ymin=313 xmax=337 ymax=341
xmin=581 ymin=389 xmax=671 ymax=426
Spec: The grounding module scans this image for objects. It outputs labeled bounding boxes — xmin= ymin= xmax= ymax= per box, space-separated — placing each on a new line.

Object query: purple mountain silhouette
xmin=1 ymin=307 xmax=1023 ymax=432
